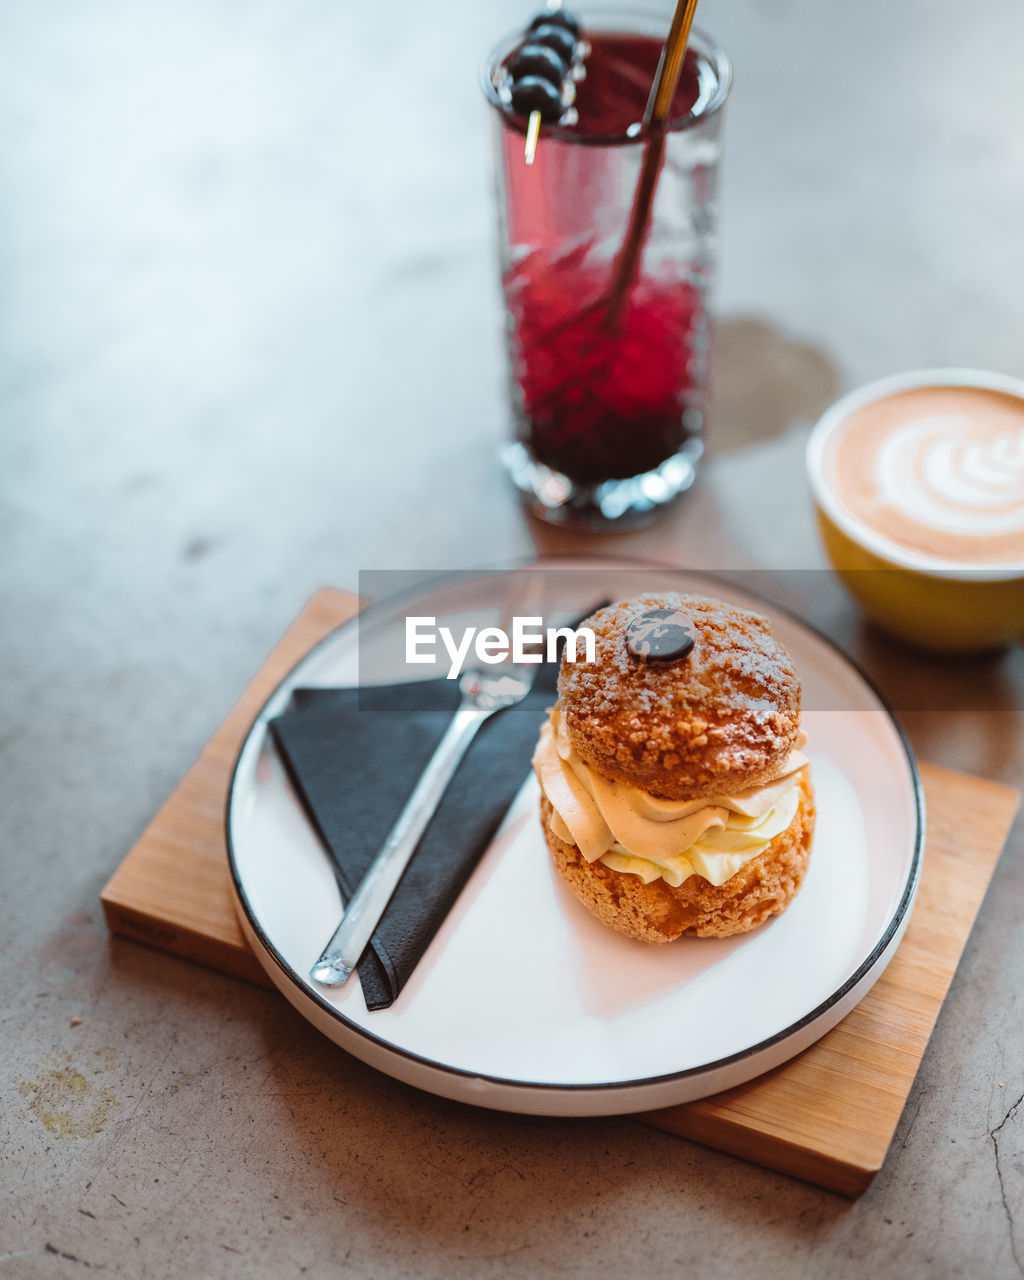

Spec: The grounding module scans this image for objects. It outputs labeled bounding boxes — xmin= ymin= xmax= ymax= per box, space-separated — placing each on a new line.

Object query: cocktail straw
xmin=604 ymin=0 xmax=701 ymax=328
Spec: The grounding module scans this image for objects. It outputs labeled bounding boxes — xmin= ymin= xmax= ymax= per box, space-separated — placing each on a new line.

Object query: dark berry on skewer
xmin=528 ymin=9 xmax=581 ymax=38
xmin=528 ymin=22 xmax=577 ymax=63
xmin=510 ymin=74 xmax=564 ymax=122
xmin=508 ymin=41 xmax=568 ymax=86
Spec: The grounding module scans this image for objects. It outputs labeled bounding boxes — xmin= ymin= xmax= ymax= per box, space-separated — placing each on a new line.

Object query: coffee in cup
xmin=806 ymin=369 xmax=1024 ymax=652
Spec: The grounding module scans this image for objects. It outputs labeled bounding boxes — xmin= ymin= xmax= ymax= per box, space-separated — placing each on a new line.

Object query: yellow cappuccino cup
xmin=806 ymin=369 xmax=1024 ymax=653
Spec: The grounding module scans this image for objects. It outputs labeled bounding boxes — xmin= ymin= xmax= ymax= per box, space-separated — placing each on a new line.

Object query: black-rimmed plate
xmin=226 ymin=564 xmax=923 ymax=1116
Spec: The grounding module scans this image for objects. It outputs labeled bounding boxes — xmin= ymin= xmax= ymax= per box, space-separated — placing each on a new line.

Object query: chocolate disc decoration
xmin=626 ymin=608 xmax=695 ymax=661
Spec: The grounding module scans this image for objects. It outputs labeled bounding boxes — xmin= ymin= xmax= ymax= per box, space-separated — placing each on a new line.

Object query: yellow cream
xmin=532 ymin=703 xmax=808 ymax=888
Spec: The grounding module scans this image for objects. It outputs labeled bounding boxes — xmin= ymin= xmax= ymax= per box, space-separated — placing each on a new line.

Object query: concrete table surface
xmin=2 ymin=0 xmax=1022 ymax=1276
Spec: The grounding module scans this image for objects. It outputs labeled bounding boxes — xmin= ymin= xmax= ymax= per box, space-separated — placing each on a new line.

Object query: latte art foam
xmin=877 ymin=414 xmax=1024 ymax=536
xmin=822 ymin=385 xmax=1024 ymax=567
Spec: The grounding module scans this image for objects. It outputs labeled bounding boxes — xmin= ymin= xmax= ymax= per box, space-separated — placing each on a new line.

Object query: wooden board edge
xmin=101 ymin=896 xmax=273 ymax=988
xmin=636 ymin=1108 xmax=877 ymax=1198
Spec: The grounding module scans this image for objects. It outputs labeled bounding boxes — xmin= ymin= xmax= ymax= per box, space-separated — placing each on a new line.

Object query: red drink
xmin=503 ymin=240 xmax=703 ymax=482
xmin=485 ymin=16 xmax=730 ymax=525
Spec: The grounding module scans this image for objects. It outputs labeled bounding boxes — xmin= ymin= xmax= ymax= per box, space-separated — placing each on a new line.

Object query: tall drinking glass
xmin=482 ymin=11 xmax=731 ymax=528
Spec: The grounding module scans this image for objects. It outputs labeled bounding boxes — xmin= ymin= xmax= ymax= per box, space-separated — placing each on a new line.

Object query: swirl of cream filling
xmin=532 ymin=702 xmax=808 ymax=888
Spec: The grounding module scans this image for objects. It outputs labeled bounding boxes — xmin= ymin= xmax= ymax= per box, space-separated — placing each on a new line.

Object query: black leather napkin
xmin=269 ymin=661 xmax=560 ymax=1010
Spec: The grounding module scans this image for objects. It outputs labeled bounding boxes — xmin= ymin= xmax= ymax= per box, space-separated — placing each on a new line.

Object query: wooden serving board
xmin=101 ymin=588 xmax=1020 ymax=1198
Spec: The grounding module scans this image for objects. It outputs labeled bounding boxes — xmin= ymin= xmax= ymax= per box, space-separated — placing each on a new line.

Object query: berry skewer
xmin=501 ymin=6 xmax=586 ymax=165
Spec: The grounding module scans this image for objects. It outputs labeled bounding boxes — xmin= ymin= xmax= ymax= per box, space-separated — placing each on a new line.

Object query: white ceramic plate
xmin=226 ymin=565 xmax=923 ymax=1116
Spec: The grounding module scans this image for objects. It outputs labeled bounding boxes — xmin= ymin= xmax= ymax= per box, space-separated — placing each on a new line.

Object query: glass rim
xmin=478 ymin=8 xmax=732 ymax=148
